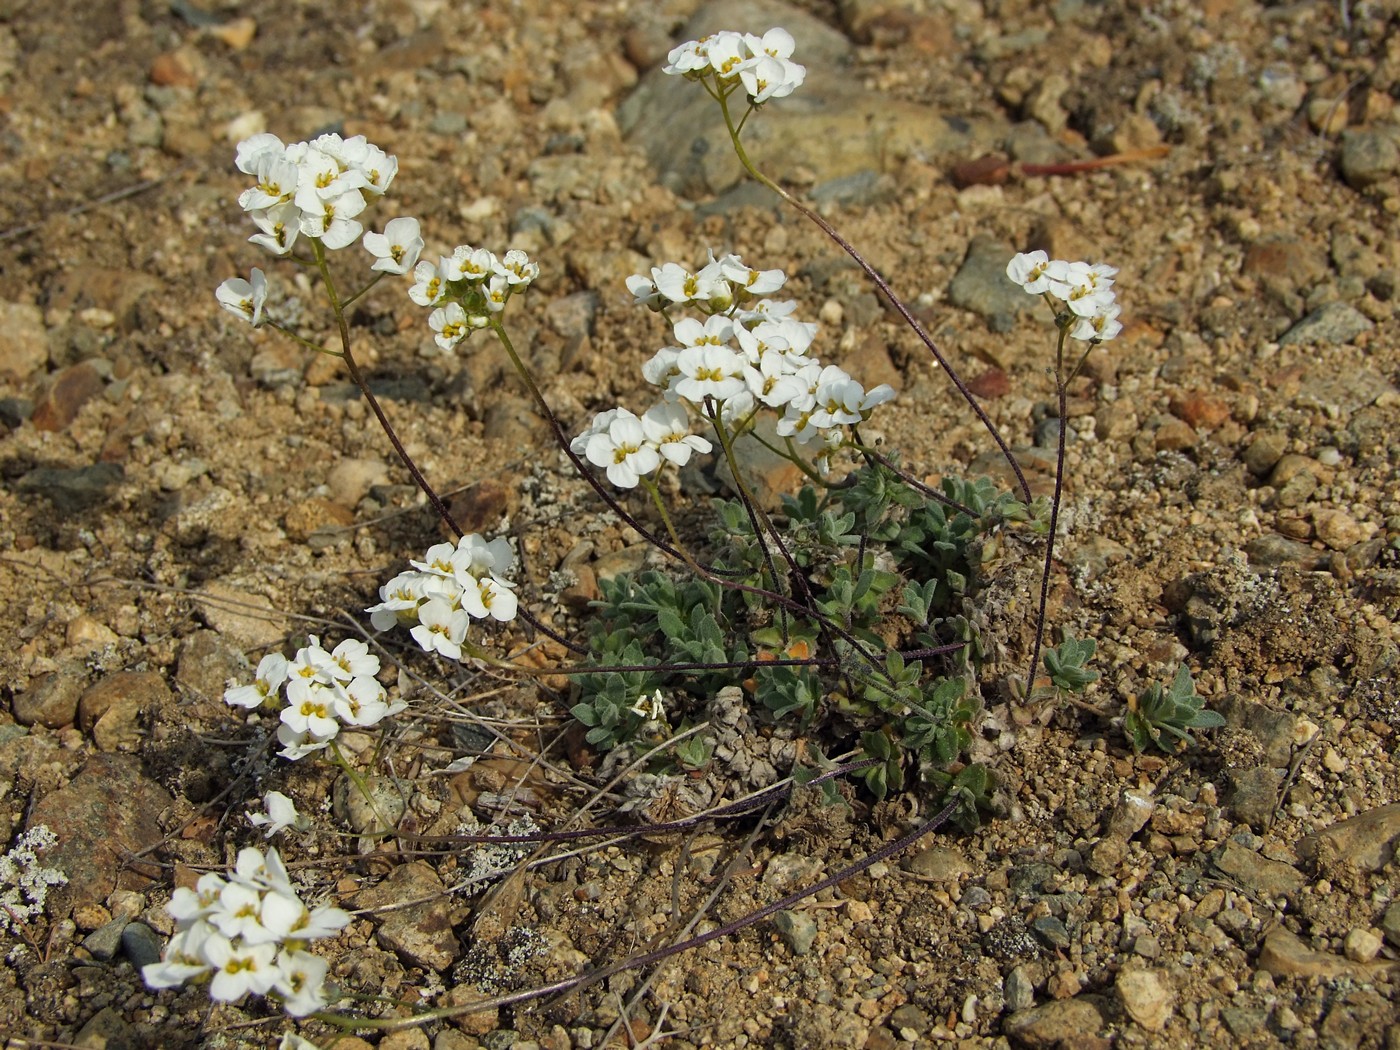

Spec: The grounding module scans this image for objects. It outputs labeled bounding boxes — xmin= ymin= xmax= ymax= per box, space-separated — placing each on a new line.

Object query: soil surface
xmin=1 ymin=0 xmax=1398 ymax=1048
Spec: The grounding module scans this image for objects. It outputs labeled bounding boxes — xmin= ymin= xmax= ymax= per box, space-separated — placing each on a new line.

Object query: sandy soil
xmin=0 ymin=0 xmax=1397 ymax=1048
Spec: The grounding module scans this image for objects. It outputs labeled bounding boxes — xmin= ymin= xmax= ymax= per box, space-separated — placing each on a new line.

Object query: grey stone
xmin=1226 ymin=765 xmax=1283 ymax=829
xmin=809 ymin=170 xmax=897 ymax=208
xmin=81 ymin=917 xmax=129 ymax=962
xmin=1240 ymin=432 xmax=1288 ymax=475
xmin=356 ymin=861 xmax=460 ymax=971
xmin=948 ymin=237 xmax=1034 ymax=332
xmin=543 ymin=291 xmax=599 ymax=340
xmin=120 ymin=921 xmax=163 ymax=968
xmin=1031 ymin=915 xmax=1071 ymax=950
xmin=334 ymin=774 xmax=409 ymax=838
xmin=73 ymin=1006 xmax=138 ymax=1050
xmin=1003 ymin=998 xmax=1103 ymax=1048
xmin=194 ymin=581 xmax=291 ymax=650
xmin=15 ymin=463 xmax=124 ymax=515
xmin=174 ymin=629 xmax=247 ymax=705
xmin=1007 ymin=861 xmax=1059 ymax=898
xmin=1244 ymin=534 xmax=1328 ymax=571
xmin=1116 ymin=968 xmax=1173 ymax=1032
xmin=1221 ymin=1006 xmax=1267 ymax=1038
xmin=903 ymin=846 xmax=971 ymax=881
xmin=889 ymin=1004 xmax=931 ymax=1035
xmin=0 ymin=299 xmax=48 ymax=380
xmin=26 ymin=754 xmax=172 ymax=917
xmin=1216 ymin=694 xmax=1299 ymax=768
xmin=619 ymin=0 xmax=1006 ymax=199
xmin=1258 ymin=926 xmax=1399 ymax=980
xmin=773 ymin=909 xmax=818 ymax=955
xmin=1339 ymin=129 xmax=1399 ymax=190
xmin=1380 ymin=901 xmax=1400 ymax=949
xmin=1214 ymin=840 xmax=1304 ymax=899
xmin=1278 ymin=302 xmax=1373 ymax=346
xmin=1004 ymin=964 xmax=1036 ymax=1012
xmin=13 ymin=663 xmax=88 ymax=728
xmin=1105 ymin=789 xmax=1155 ymax=840
xmin=1298 ymin=803 xmax=1400 ymax=873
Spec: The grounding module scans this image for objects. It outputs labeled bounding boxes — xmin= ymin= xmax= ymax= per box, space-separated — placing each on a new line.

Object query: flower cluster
xmin=1006 ymin=251 xmax=1122 ymax=342
xmin=365 ymin=533 xmax=520 ymax=662
xmin=573 ymin=252 xmax=894 ymax=489
xmin=143 ymin=846 xmax=349 ymax=1017
xmin=407 ymin=245 xmax=540 ymax=351
xmin=0 ymin=826 xmax=67 ymax=934
xmin=215 ymin=131 xmax=420 ymax=326
xmin=225 ymin=638 xmax=404 ymax=762
xmin=663 ymin=28 xmax=806 ymax=103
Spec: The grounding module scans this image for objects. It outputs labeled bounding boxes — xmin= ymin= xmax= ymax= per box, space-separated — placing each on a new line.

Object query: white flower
xmin=280 ymin=679 xmax=339 ymax=740
xmin=141 ymin=925 xmax=213 ymax=988
xmin=410 ymin=597 xmax=470 ymax=660
xmin=331 ymin=675 xmax=402 ymax=727
xmin=626 ymin=272 xmax=664 ymax=310
xmin=629 ymin=689 xmax=666 ymax=721
xmin=429 ymin=302 xmax=471 ymax=351
xmin=247 ymin=202 xmax=302 ymax=256
xmin=239 ymin=151 xmax=300 ymax=212
xmin=247 ymin=791 xmax=301 ymax=838
xmin=650 ymin=261 xmax=726 ymax=305
xmin=861 ymin=383 xmax=896 ymax=413
xmin=408 ymin=259 xmax=448 ymax=306
xmin=235 ymin=133 xmax=287 ymax=175
xmin=494 ymin=249 xmax=539 ymax=286
xmin=452 ymin=533 xmax=516 ymax=577
xmin=584 ymin=409 xmax=661 ymax=489
xmin=717 ymin=255 xmax=786 ymax=297
xmin=205 ymin=936 xmax=280 ymax=1002
xmin=292 ymin=145 xmax=369 ymax=213
xmin=740 ymin=54 xmax=806 ymax=103
xmin=225 ymin=653 xmax=290 ymax=710
xmin=215 ymin=269 xmax=268 ymax=326
xmin=1006 ymin=250 xmax=1052 ymax=293
xmin=705 ymin=31 xmax=752 ymax=79
xmin=444 ymin=245 xmax=497 ymax=283
xmin=641 ymin=402 xmax=712 ymax=467
xmin=483 ymin=274 xmax=511 ymax=312
xmin=745 ymin=28 xmax=798 ymax=63
xmin=298 ymin=188 xmax=366 ymax=250
xmin=809 ymin=366 xmax=866 ymax=428
xmin=672 ymin=314 xmax=734 ymax=349
xmin=363 ymin=217 xmax=423 ymax=275
xmin=276 ymin=724 xmax=331 ymax=762
xmin=354 ymin=142 xmax=398 ymax=196
xmin=662 ymin=37 xmax=713 ymax=76
xmin=641 ymin=347 xmax=682 ymax=392
xmin=326 ymin=638 xmax=378 ymax=681
xmin=743 ymin=351 xmax=805 ymax=408
xmin=459 ymin=574 xmax=518 ymax=622
xmin=274 ymin=949 xmax=332 ymax=1016
xmin=672 ymin=345 xmax=747 ymax=404
xmin=1069 ymin=302 xmax=1123 ymax=342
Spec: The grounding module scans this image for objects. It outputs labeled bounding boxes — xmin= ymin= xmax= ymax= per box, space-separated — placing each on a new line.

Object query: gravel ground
xmin=0 ymin=0 xmax=1398 ymax=1048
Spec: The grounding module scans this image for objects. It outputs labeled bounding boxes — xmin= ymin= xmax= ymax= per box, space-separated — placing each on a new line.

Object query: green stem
xmin=1024 ymin=324 xmax=1071 ymax=699
xmin=706 ymin=399 xmax=789 ymax=642
xmin=712 ymin=90 xmax=1032 ymax=504
xmin=309 ymin=240 xmax=463 ymax=538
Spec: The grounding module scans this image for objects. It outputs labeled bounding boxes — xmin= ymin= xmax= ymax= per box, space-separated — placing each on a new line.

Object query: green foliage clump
xmin=572 ymin=461 xmax=1018 ymax=825
xmin=1124 ymin=665 xmax=1226 ymax=753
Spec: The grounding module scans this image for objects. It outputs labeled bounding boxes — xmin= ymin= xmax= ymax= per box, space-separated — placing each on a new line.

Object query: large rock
xmin=619 ymin=0 xmax=1007 ymax=198
xmin=26 ymin=754 xmax=172 ymax=915
xmin=1298 ymin=803 xmax=1400 ymax=873
xmin=356 ymin=861 xmax=461 ymax=972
